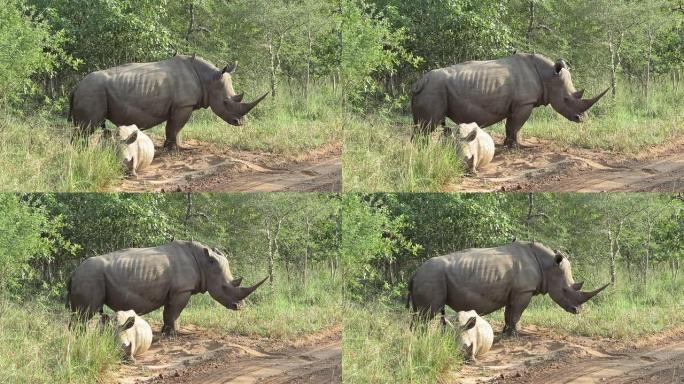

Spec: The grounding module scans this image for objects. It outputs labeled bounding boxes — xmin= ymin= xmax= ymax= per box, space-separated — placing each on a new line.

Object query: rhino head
xmin=207 ymin=63 xmax=268 ymax=126
xmin=547 ymin=59 xmax=609 ymax=123
xmin=544 ymin=249 xmax=610 ymax=314
xmin=201 ymin=247 xmax=268 ymax=310
xmin=99 ymin=310 xmax=138 ymax=358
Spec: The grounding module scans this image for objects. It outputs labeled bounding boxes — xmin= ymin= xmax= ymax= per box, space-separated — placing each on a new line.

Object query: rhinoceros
xmin=445 ymin=310 xmax=494 ymax=362
xmin=406 ymin=241 xmax=609 ymax=336
xmin=454 ymin=123 xmax=494 ymax=174
xmin=69 ymin=55 xmax=268 ymax=149
xmin=411 ymin=54 xmax=609 ymax=148
xmin=112 ymin=125 xmax=154 ymax=178
xmin=100 ymin=310 xmax=153 ymax=361
xmin=67 ymin=240 xmax=267 ymax=335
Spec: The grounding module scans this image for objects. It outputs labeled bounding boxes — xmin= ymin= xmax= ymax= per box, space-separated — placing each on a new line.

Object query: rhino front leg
xmin=161 ymin=291 xmax=192 ymax=336
xmin=163 ymin=107 xmax=194 ymax=150
xmin=503 ymin=105 xmax=534 ymax=149
xmin=502 ymin=292 xmax=533 ymax=337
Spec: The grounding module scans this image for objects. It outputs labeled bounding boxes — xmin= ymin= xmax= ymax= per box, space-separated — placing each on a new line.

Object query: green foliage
xmin=0 ymin=194 xmax=69 ymax=294
xmin=0 ymin=0 xmax=67 ymax=105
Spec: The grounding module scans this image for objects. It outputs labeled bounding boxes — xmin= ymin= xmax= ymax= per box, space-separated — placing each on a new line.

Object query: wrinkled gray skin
xmin=69 ymin=55 xmax=268 ymax=149
xmin=67 ymin=240 xmax=267 ymax=335
xmin=411 ymin=54 xmax=609 ymax=148
xmin=407 ymin=241 xmax=609 ymax=336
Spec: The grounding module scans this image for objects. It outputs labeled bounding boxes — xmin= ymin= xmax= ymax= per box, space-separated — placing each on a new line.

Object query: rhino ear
xmin=222 ymin=62 xmax=237 ymax=75
xmin=554 ymin=59 xmax=567 ymax=75
xmin=572 ymin=89 xmax=585 ymax=99
xmin=231 ymin=277 xmax=243 ymax=287
xmin=204 ymin=248 xmax=216 ymax=263
xmin=571 ymin=282 xmax=584 ymax=290
xmin=122 ymin=316 xmax=135 ymax=331
xmin=462 ymin=317 xmax=477 ymax=331
xmin=122 ymin=130 xmax=138 ymax=145
xmin=554 ymin=252 xmax=564 ymax=265
xmin=465 ymin=129 xmax=478 ymax=143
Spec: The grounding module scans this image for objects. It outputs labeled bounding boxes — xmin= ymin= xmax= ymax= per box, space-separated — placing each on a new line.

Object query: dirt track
xmin=453 ymin=135 xmax=684 ymax=192
xmin=455 ymin=324 xmax=684 ymax=384
xmin=112 ymin=139 xmax=341 ymax=193
xmin=116 ymin=325 xmax=341 ymax=384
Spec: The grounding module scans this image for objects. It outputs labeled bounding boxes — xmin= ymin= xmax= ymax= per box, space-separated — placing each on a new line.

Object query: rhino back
xmin=441 ymin=55 xmax=543 ymax=126
xmin=132 ymin=315 xmax=153 ymax=356
xmin=437 ymin=243 xmax=541 ymax=314
xmin=99 ymin=242 xmax=200 ymax=314
xmin=100 ymin=57 xmax=201 ymax=128
xmin=134 ymin=131 xmax=155 ymax=170
xmin=474 ymin=128 xmax=495 ymax=168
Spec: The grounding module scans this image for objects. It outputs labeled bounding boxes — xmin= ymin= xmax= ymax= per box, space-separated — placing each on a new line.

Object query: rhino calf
xmin=445 ymin=310 xmax=494 ymax=362
xmin=101 ymin=310 xmax=153 ymax=361
xmin=455 ymin=123 xmax=494 ymax=174
xmin=115 ymin=125 xmax=154 ymax=178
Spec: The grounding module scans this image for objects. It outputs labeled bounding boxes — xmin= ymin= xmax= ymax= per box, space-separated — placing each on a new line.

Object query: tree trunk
xmin=268 ymin=36 xmax=277 ymax=97
xmin=525 ymin=0 xmax=536 ymax=47
xmin=646 ymin=27 xmax=653 ymax=102
xmin=608 ymin=32 xmax=618 ymax=97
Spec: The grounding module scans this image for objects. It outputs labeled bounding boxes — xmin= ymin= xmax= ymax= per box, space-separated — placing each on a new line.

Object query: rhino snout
xmin=568 ymin=305 xmax=580 ymax=314
xmin=227 ymin=117 xmax=243 ymax=126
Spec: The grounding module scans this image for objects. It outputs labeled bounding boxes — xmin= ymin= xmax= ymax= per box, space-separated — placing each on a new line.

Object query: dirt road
xmin=116 ymin=325 xmax=341 ymax=384
xmin=455 ymin=324 xmax=684 ymax=384
xmin=113 ymin=140 xmax=341 ymax=193
xmin=453 ymin=136 xmax=684 ymax=192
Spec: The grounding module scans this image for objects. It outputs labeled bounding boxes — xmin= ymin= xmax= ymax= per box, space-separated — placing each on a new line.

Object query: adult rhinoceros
xmin=411 ymin=54 xmax=609 ymax=148
xmin=66 ymin=240 xmax=267 ymax=335
xmin=69 ymin=55 xmax=268 ymax=149
xmin=406 ymin=241 xmax=609 ymax=336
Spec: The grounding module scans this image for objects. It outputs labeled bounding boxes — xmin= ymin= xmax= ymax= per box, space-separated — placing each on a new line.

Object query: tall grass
xmin=144 ymin=82 xmax=342 ymax=155
xmin=344 ymin=272 xmax=684 ymax=383
xmin=343 ymin=304 xmax=462 ymax=384
xmin=143 ymin=272 xmax=343 ymax=340
xmin=0 ymin=82 xmax=341 ymax=191
xmin=491 ymin=272 xmax=684 ymax=339
xmin=343 ymin=114 xmax=464 ymax=192
xmin=343 ymin=82 xmax=684 ymax=192
xmin=0 ymin=299 xmax=120 ymax=384
xmin=0 ymin=114 xmax=122 ymax=191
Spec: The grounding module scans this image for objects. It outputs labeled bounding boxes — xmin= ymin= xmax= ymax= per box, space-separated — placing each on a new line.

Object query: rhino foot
xmin=161 ymin=325 xmax=177 ymax=337
xmin=502 ymin=326 xmax=519 ymax=338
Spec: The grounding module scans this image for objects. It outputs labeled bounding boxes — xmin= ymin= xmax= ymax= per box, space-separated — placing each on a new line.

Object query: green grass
xmin=0 ymin=272 xmax=340 ymax=384
xmin=343 ymin=114 xmax=465 ymax=192
xmin=343 ymin=83 xmax=684 ymax=192
xmin=0 ymin=113 xmax=123 ymax=191
xmin=143 ymin=272 xmax=343 ymax=340
xmin=343 ymin=304 xmax=463 ymax=384
xmin=0 ymin=83 xmax=341 ymax=192
xmin=490 ymin=273 xmax=684 ymax=339
xmin=0 ymin=299 xmax=121 ymax=384
xmin=344 ymin=273 xmax=684 ymax=383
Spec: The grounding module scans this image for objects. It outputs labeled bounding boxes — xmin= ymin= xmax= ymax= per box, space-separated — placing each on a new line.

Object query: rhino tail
xmin=68 ymin=90 xmax=75 ymax=124
xmin=405 ymin=276 xmax=414 ymax=310
xmin=65 ymin=277 xmax=72 ymax=309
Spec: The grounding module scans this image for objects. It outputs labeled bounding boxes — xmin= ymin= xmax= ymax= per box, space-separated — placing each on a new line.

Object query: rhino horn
xmin=581 ymin=87 xmax=610 ymax=110
xmin=239 ymin=92 xmax=269 ymax=115
xmin=236 ymin=276 xmax=268 ymax=299
xmin=578 ymin=283 xmax=610 ymax=303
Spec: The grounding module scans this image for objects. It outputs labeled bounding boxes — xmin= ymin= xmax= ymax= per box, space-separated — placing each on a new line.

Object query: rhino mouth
xmin=227 ymin=118 xmax=243 ymax=126
xmin=567 ymin=305 xmax=580 ymax=314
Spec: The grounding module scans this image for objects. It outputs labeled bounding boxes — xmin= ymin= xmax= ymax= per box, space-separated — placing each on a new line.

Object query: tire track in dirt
xmin=112 ymin=139 xmax=341 ymax=192
xmin=116 ymin=325 xmax=341 ymax=384
xmin=454 ymin=324 xmax=684 ymax=384
xmin=452 ymin=136 xmax=684 ymax=192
